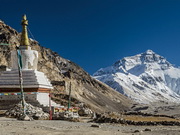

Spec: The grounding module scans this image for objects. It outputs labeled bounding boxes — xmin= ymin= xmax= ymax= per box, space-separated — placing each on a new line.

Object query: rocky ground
xmin=0 ymin=117 xmax=180 ymax=135
xmin=131 ymin=102 xmax=180 ymax=118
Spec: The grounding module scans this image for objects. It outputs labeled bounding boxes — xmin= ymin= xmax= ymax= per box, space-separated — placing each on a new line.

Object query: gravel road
xmin=0 ymin=117 xmax=180 ymax=135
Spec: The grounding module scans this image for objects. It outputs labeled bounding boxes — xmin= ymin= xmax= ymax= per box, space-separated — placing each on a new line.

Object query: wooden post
xmin=16 ymin=47 xmax=26 ymax=115
xmin=49 ymin=92 xmax=52 ymax=120
xmin=67 ymin=82 xmax=71 ymax=111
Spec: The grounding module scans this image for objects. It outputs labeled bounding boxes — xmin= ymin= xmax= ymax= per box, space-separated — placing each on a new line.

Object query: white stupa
xmin=0 ymin=15 xmax=57 ymax=107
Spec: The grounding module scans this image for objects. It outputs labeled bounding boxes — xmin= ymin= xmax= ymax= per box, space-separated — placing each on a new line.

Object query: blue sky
xmin=1 ymin=0 xmax=180 ymax=74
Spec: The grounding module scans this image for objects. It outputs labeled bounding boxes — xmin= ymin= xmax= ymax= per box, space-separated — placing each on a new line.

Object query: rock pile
xmin=77 ymin=102 xmax=93 ymax=117
xmin=94 ymin=113 xmax=180 ymax=126
xmin=53 ymin=111 xmax=79 ymax=120
xmin=5 ymin=102 xmax=49 ymax=120
xmin=78 ymin=108 xmax=93 ymax=116
xmin=125 ymin=111 xmax=176 ymax=119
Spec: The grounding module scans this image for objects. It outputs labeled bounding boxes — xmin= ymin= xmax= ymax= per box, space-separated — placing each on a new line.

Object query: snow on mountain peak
xmin=93 ymin=50 xmax=180 ymax=104
xmin=146 ymin=49 xmax=154 ymax=54
xmin=140 ymin=50 xmax=169 ymax=65
xmin=94 ymin=50 xmax=171 ymax=76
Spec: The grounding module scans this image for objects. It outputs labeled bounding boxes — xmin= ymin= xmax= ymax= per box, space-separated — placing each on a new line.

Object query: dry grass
xmin=123 ymin=115 xmax=180 ymax=122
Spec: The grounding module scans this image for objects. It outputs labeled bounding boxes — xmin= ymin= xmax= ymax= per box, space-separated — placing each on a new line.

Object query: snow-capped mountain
xmin=93 ymin=50 xmax=180 ymax=104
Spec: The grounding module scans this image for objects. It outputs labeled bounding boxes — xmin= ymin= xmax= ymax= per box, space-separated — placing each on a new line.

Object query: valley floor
xmin=0 ymin=117 xmax=180 ymax=135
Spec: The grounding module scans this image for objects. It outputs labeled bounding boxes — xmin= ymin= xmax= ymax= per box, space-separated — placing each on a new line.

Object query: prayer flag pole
xmin=16 ymin=46 xmax=26 ymax=115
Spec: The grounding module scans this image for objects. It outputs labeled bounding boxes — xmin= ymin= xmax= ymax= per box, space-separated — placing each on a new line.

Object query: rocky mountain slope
xmin=93 ymin=50 xmax=180 ymax=104
xmin=0 ymin=20 xmax=133 ymax=113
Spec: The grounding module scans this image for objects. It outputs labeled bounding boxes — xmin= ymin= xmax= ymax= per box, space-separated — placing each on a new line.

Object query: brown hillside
xmin=0 ymin=20 xmax=134 ymax=113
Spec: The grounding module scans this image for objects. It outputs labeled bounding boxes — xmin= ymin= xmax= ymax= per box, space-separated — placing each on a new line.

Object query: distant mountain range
xmin=93 ymin=50 xmax=180 ymax=103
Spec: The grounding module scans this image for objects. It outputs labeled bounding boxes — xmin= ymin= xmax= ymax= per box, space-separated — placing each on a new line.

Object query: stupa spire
xmin=20 ymin=14 xmax=30 ymax=49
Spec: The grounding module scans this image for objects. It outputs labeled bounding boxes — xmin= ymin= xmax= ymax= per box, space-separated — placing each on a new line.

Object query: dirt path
xmin=0 ymin=117 xmax=180 ymax=135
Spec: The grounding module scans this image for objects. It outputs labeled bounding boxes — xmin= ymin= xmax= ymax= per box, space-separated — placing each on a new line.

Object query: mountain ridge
xmin=94 ymin=50 xmax=180 ymax=103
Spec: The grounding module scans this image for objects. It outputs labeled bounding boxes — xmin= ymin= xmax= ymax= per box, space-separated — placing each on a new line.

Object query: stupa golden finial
xmin=20 ymin=14 xmax=30 ymax=49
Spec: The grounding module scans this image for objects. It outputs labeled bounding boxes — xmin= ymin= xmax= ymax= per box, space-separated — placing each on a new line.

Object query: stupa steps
xmin=0 ymin=79 xmax=50 ymax=84
xmin=0 ymin=76 xmax=50 ymax=83
xmin=0 ymin=74 xmax=36 ymax=77
xmin=1 ymin=71 xmax=45 ymax=76
xmin=3 ymin=70 xmax=44 ymax=73
xmin=0 ymin=77 xmax=50 ymax=82
xmin=0 ymin=76 xmax=45 ymax=80
xmin=0 ymin=70 xmax=52 ymax=88
xmin=0 ymin=83 xmax=51 ymax=86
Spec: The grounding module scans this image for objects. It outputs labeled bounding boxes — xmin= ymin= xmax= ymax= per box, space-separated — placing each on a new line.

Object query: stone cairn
xmin=5 ymin=102 xmax=49 ymax=120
